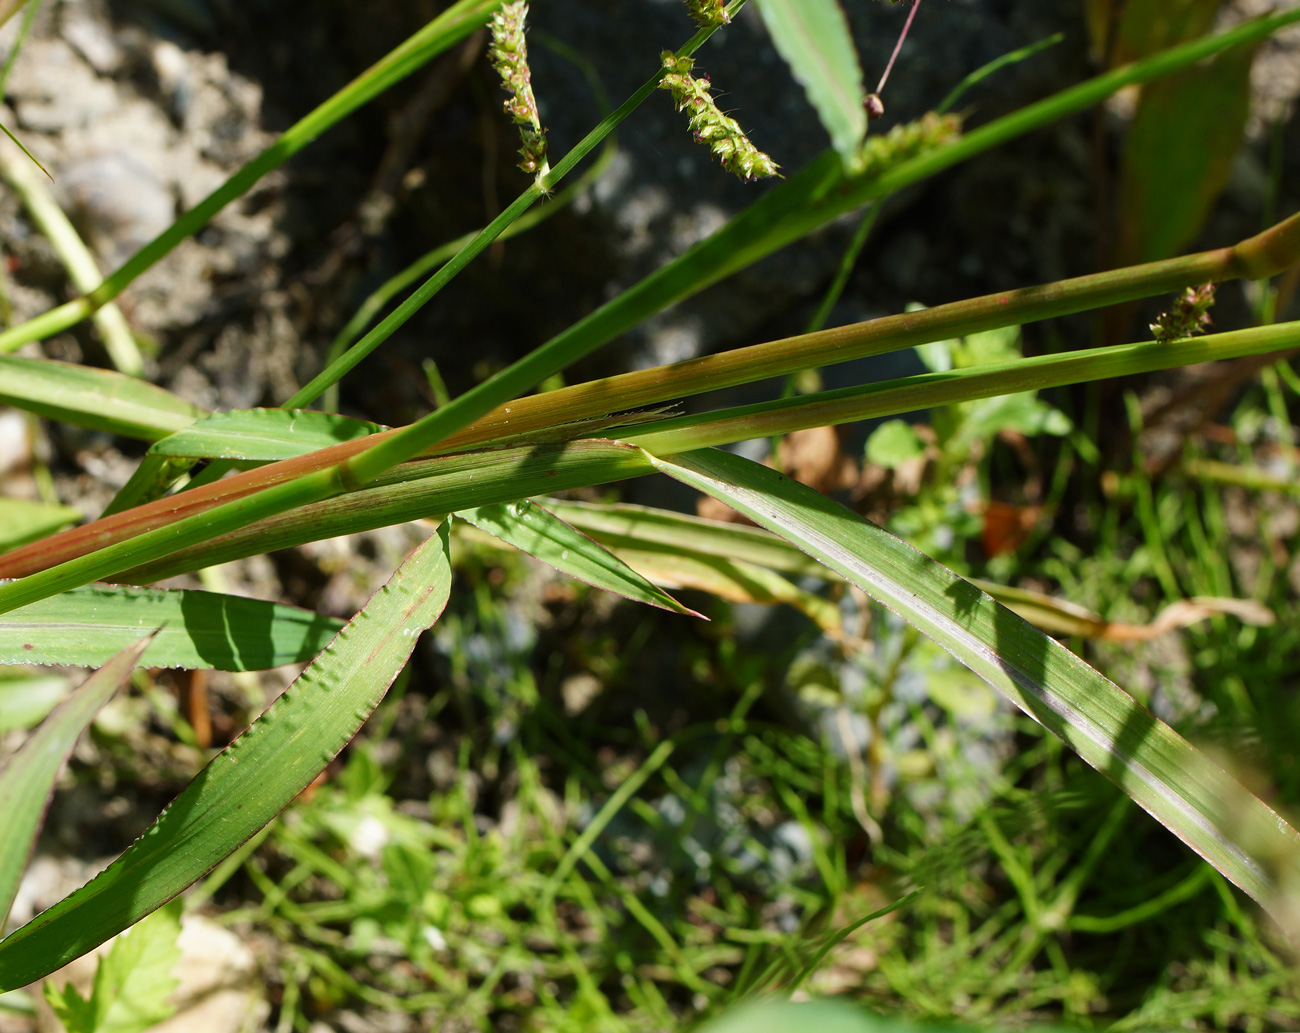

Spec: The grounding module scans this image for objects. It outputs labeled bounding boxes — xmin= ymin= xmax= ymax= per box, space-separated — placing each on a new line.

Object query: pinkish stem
xmin=876 ymin=0 xmax=922 ymax=94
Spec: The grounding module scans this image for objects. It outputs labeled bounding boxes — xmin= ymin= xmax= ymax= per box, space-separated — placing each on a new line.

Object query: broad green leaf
xmin=149 ymin=409 xmax=384 ymax=461
xmin=0 ymin=634 xmax=149 ymax=929
xmin=865 ymin=420 xmax=926 ymax=468
xmin=459 ymin=500 xmax=698 ymax=616
xmin=44 ymin=900 xmax=182 ymax=1033
xmin=649 ymin=447 xmax=1300 ymax=916
xmin=1116 ymin=44 xmax=1254 ymax=264
xmin=0 ymin=356 xmax=204 ymax=441
xmin=753 ymin=0 xmax=866 ymax=170
xmin=699 ymin=998 xmax=1081 ymax=1033
xmin=0 ymin=670 xmax=70 ymax=732
xmin=700 ymin=999 xmax=941 ymax=1033
xmin=0 ymin=524 xmax=453 ymax=989
xmin=1113 ymin=0 xmax=1221 ymax=65
xmin=0 ymin=498 xmax=80 ymax=552
xmin=0 ymin=584 xmax=343 ymax=671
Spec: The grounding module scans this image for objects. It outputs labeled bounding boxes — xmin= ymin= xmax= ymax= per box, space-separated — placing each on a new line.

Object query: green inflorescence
xmin=489 ymin=1 xmax=549 ymax=178
xmin=658 ymin=51 xmax=780 ymax=183
xmin=1151 ymin=282 xmax=1216 ymax=342
xmin=856 ymin=110 xmax=963 ymax=177
xmin=682 ymin=0 xmax=730 ymax=29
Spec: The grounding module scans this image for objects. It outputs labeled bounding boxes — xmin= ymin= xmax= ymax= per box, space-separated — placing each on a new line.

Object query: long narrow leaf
xmin=0 ymin=356 xmax=204 ymax=441
xmin=753 ymin=0 xmax=866 ymax=168
xmin=460 ymin=501 xmax=699 ymax=616
xmin=649 ymin=447 xmax=1300 ymax=916
xmin=0 ymin=585 xmax=343 ymax=670
xmin=0 ymin=634 xmax=151 ymax=929
xmin=0 ymin=524 xmax=453 ymax=989
xmin=149 ymin=409 xmax=384 ymax=461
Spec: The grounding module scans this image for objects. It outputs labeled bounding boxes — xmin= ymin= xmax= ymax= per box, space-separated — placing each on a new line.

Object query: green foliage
xmin=0 ymin=0 xmax=1298 ymax=1028
xmin=43 ymin=900 xmax=183 ymax=1033
xmin=752 ymin=0 xmax=866 ymax=171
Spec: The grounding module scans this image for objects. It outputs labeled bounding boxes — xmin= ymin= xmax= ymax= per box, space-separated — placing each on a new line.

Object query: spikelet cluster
xmin=683 ymin=0 xmax=730 ymax=29
xmin=1151 ymin=283 xmax=1216 ymax=342
xmin=489 ymin=2 xmax=548 ymax=178
xmin=856 ymin=111 xmax=962 ymax=177
xmin=658 ymin=51 xmax=779 ymax=183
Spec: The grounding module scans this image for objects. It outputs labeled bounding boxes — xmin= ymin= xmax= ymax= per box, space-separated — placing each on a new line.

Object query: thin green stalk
xmin=806 ymin=204 xmax=880 ymax=336
xmin=936 ymin=32 xmax=1065 ymax=115
xmin=429 ymin=210 xmax=1300 ymax=453
xmin=319 ymin=140 xmax=616 ymax=411
xmin=0 ymin=0 xmax=503 ymax=354
xmin=1183 ymin=458 xmax=1300 ymax=497
xmin=0 ymin=144 xmax=141 ymax=374
xmin=622 ymin=321 xmax=1300 ymax=453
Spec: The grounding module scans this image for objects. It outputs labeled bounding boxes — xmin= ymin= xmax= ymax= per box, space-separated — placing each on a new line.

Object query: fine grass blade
xmin=649 ymin=446 xmax=1300 ymax=916
xmin=0 ymin=356 xmax=205 ymax=441
xmin=753 ymin=0 xmax=866 ymax=169
xmin=0 ymin=585 xmax=344 ymax=670
xmin=0 ymin=499 xmax=81 ymax=553
xmin=0 ymin=523 xmax=453 ymax=989
xmin=0 ymin=634 xmax=151 ymax=930
xmin=544 ymin=499 xmax=829 ymax=580
xmin=459 ymin=500 xmax=699 ymax=616
xmin=599 ymin=544 xmax=840 ymax=634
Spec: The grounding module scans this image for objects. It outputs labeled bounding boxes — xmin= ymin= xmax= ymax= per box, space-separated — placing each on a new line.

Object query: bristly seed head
xmin=1151 ymin=283 xmax=1216 ymax=342
xmin=489 ymin=2 xmax=549 ymax=180
xmin=658 ymin=51 xmax=780 ymax=183
xmin=682 ymin=0 xmax=730 ymax=29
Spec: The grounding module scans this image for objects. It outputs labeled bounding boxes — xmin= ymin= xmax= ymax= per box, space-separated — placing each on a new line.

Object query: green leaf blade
xmin=0 ymin=498 xmax=81 ymax=553
xmin=648 ymin=447 xmax=1300 ymax=915
xmin=0 ymin=634 xmax=150 ymax=929
xmin=150 ymin=409 xmax=385 ymax=461
xmin=0 ymin=525 xmax=453 ymax=989
xmin=460 ymin=500 xmax=700 ymax=616
xmin=45 ymin=901 xmax=183 ymax=1033
xmin=0 ymin=356 xmax=205 ymax=441
xmin=753 ymin=0 xmax=866 ymax=169
xmin=0 ymin=585 xmax=345 ymax=671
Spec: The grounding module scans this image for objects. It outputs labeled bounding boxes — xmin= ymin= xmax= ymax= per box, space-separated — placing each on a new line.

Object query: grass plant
xmin=1 ymin=0 xmax=1299 ymax=1028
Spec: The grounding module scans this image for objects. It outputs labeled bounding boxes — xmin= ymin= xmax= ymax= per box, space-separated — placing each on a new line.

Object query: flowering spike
xmin=683 ymin=0 xmax=730 ymax=29
xmin=489 ymin=2 xmax=549 ymax=181
xmin=658 ymin=51 xmax=780 ymax=183
xmin=1151 ymin=283 xmax=1216 ymax=342
xmin=855 ymin=111 xmax=962 ymax=177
